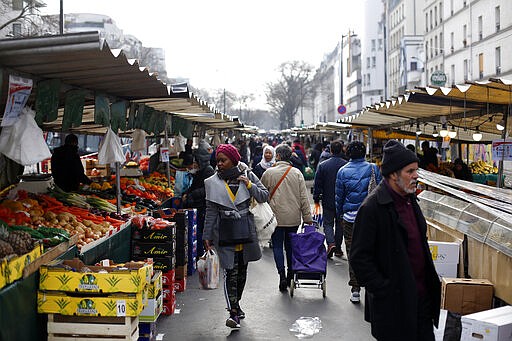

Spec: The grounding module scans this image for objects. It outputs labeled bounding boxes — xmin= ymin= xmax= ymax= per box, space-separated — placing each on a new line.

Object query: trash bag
xmin=0 ymin=107 xmax=51 ymax=165
xmin=197 ymin=249 xmax=219 ymax=289
xmin=98 ymin=127 xmax=125 ymax=165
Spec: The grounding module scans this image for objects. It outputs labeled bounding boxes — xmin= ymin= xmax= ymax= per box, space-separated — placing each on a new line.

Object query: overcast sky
xmin=42 ymin=0 xmax=364 ymax=109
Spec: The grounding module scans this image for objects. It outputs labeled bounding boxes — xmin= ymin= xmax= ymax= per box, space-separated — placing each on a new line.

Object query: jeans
xmin=342 ymin=220 xmax=360 ymax=290
xmin=271 ymin=226 xmax=299 ymax=274
xmin=322 ymin=207 xmax=343 ymax=248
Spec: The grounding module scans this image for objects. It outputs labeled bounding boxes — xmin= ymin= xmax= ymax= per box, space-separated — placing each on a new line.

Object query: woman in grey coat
xmin=203 ymin=144 xmax=269 ymax=329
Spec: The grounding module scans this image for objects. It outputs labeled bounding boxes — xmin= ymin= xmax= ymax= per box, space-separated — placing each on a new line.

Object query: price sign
xmin=116 ymin=300 xmax=126 ymax=316
xmin=160 ymin=147 xmax=169 ymax=163
xmin=492 ymin=139 xmax=512 ymax=161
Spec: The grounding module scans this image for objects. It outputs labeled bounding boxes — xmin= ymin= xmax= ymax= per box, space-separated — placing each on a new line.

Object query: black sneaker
xmin=226 ymin=313 xmax=241 ymax=328
xmin=327 ymin=244 xmax=336 ymax=259
xmin=237 ymin=307 xmax=245 ymax=319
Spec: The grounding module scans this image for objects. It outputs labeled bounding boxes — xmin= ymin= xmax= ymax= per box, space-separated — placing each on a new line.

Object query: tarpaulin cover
xmin=94 ymin=93 xmax=110 ymax=127
xmin=110 ymin=100 xmax=128 ymax=133
xmin=63 ymin=89 xmax=85 ymax=131
xmin=290 ymin=226 xmax=327 ymax=273
xmin=35 ymin=78 xmax=60 ymax=126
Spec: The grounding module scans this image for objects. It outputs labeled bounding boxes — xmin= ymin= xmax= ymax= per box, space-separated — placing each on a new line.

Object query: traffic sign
xmin=337 ymin=105 xmax=347 ymax=115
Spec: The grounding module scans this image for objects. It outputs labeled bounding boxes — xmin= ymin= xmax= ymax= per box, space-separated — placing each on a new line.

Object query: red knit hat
xmin=216 ymin=144 xmax=241 ymax=164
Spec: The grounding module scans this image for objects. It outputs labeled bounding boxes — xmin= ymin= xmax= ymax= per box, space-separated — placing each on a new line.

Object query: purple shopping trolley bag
xmin=290 ymin=225 xmax=327 ymax=274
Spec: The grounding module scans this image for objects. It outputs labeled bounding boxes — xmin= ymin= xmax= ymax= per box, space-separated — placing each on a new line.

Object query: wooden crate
xmin=47 ymin=314 xmax=139 ymax=341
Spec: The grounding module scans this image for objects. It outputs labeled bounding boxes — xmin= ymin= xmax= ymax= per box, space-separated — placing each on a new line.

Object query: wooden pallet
xmin=47 ymin=314 xmax=139 ymax=341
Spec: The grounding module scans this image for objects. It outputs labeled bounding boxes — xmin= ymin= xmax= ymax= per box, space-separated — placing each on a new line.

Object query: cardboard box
xmin=39 ymin=258 xmax=152 ymax=293
xmin=461 ymin=306 xmax=512 ymax=341
xmin=434 ymin=262 xmax=458 ymax=279
xmin=175 ymin=265 xmax=187 ymax=280
xmin=131 ymin=223 xmax=176 ymax=243
xmin=441 ymin=278 xmax=494 ymax=315
xmin=133 ymin=256 xmax=175 ymax=273
xmin=429 ymin=241 xmax=460 ymax=263
xmin=1 ymin=243 xmax=43 ymax=288
xmin=147 ymin=271 xmax=162 ymax=299
xmin=139 ymin=293 xmax=162 ymax=322
xmin=131 ymin=240 xmax=175 ymax=258
xmin=162 ymin=269 xmax=175 ymax=287
xmin=37 ymin=288 xmax=147 ymax=316
xmin=174 ymin=278 xmax=187 ymax=292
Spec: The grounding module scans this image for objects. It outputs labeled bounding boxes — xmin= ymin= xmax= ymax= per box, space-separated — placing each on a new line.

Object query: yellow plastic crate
xmin=39 ymin=258 xmax=152 ymax=294
xmin=1 ymin=243 xmax=43 ymax=288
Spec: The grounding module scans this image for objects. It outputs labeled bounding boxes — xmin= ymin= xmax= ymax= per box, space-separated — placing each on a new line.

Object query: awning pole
xmin=368 ymin=128 xmax=373 ymax=161
xmin=497 ymin=109 xmax=508 ymax=188
xmin=115 ymin=162 xmax=121 ymax=215
xmin=164 ymin=116 xmax=171 ymax=189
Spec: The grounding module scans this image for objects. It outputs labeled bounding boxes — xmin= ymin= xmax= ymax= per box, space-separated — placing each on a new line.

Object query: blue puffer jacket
xmin=335 ymin=158 xmax=382 ymax=218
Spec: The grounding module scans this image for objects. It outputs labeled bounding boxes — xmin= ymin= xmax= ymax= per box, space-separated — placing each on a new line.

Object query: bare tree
xmin=266 ymin=61 xmax=313 ymax=129
xmin=0 ymin=0 xmax=46 ymax=35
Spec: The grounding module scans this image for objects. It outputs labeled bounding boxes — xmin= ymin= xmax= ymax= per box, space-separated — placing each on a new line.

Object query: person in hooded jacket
xmin=335 ymin=141 xmax=382 ymax=304
xmin=51 ymin=133 xmax=92 ymax=192
xmin=309 ymin=142 xmax=323 ymax=170
xmin=252 ymin=145 xmax=275 ymax=179
xmin=203 ymin=144 xmax=269 ymax=329
xmin=182 ymin=140 xmax=215 ymax=257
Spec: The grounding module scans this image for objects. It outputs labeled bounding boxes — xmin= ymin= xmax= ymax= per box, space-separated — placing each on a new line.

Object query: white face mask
xmin=188 ymin=168 xmax=198 ymax=175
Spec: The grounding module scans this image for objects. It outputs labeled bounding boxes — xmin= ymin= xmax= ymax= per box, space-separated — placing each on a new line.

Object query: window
xmin=367 ymin=74 xmax=371 ymax=86
xmin=430 ymin=10 xmax=433 ymax=29
xmin=450 ymin=0 xmax=454 ymax=15
xmin=411 ymin=61 xmax=418 ymax=71
xmin=440 ymin=2 xmax=443 ymax=22
xmin=463 ymin=59 xmax=468 ymax=81
xmin=478 ymin=16 xmax=483 ymax=40
xmin=371 ymin=39 xmax=376 ymax=51
xmin=496 ymin=47 xmax=501 ymax=75
xmin=495 ymin=6 xmax=500 ymax=32
xmin=378 ymin=39 xmax=383 ymax=50
xmin=435 ymin=6 xmax=438 ymax=26
xmin=440 ymin=32 xmax=444 ymax=53
xmin=426 ymin=13 xmax=429 ymax=32
xmin=463 ymin=25 xmax=467 ymax=47
xmin=478 ymin=53 xmax=484 ymax=80
xmin=12 ymin=23 xmax=21 ymax=37
xmin=426 ymin=41 xmax=429 ymax=61
xmin=372 ymin=56 xmax=376 ymax=68
xmin=463 ymin=0 xmax=467 ymax=7
xmin=12 ymin=0 xmax=23 ymax=10
xmin=367 ymin=57 xmax=371 ymax=69
xmin=451 ymin=64 xmax=455 ymax=85
xmin=430 ymin=38 xmax=433 ymax=59
xmin=450 ymin=32 xmax=454 ymax=52
xmin=363 ymin=74 xmax=366 ymax=86
xmin=435 ymin=36 xmax=438 ymax=56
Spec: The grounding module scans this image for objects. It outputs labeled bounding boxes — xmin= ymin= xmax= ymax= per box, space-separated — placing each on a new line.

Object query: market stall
xmin=0 ymin=32 xmax=239 ymax=340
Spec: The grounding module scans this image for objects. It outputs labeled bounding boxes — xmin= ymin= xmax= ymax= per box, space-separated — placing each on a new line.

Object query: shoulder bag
xmin=367 ymin=163 xmax=377 ymax=193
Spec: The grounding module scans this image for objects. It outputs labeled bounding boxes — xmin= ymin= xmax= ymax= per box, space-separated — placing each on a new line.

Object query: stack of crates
xmin=37 ymin=258 xmax=152 ymax=340
xmin=186 ymin=208 xmax=198 ymax=276
xmin=131 ymin=221 xmax=177 ymax=316
xmin=172 ymin=211 xmax=188 ymax=292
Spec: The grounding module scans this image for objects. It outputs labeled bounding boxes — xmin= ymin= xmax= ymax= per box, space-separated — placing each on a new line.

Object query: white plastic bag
xmin=175 ymin=133 xmax=186 ymax=153
xmin=0 ymin=107 xmax=51 ymax=165
xmin=174 ymin=170 xmax=192 ymax=196
xmin=131 ymin=128 xmax=147 ymax=152
xmin=98 ymin=127 xmax=125 ymax=165
xmin=250 ymin=199 xmax=277 ymax=249
xmin=197 ymin=249 xmax=219 ymax=289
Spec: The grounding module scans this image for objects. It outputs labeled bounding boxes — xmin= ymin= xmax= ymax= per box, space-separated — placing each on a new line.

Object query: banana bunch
xmin=469 ymin=160 xmax=498 ymax=174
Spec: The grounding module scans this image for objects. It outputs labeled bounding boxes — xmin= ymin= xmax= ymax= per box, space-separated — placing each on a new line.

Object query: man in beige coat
xmin=261 ymin=143 xmax=313 ymax=291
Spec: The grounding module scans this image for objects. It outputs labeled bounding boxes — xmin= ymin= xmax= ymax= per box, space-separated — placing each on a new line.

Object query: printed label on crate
xmin=116 ymin=300 xmax=126 ymax=317
xmin=77 ymin=299 xmax=98 ymax=315
xmin=132 ymin=241 xmax=175 ymax=257
xmin=78 ymin=274 xmax=100 ymax=291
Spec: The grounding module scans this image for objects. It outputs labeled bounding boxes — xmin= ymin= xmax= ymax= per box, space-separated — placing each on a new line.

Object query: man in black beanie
xmin=350 ymin=140 xmax=440 ymax=341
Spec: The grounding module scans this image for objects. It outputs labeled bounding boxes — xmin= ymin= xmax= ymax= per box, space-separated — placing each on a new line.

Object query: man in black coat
xmin=350 ymin=140 xmax=440 ymax=341
xmin=51 ymin=134 xmax=92 ymax=192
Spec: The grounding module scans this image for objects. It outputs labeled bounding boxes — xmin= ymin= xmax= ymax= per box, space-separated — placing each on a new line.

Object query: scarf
xmin=217 ymin=165 xmax=243 ymax=181
xmin=258 ymin=145 xmax=275 ymax=170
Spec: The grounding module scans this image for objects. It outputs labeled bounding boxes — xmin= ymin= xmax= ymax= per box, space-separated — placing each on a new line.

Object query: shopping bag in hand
xmin=313 ymin=202 xmax=323 ymax=226
xmin=249 ymin=198 xmax=277 ymax=249
xmin=197 ymin=249 xmax=219 ymax=289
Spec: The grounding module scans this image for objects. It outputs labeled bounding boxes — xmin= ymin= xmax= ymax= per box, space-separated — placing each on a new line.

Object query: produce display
xmin=469 ymin=160 xmax=498 ymax=174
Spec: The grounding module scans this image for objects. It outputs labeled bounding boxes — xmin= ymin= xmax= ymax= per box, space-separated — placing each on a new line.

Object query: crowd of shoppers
xmin=181 ymin=136 xmax=440 ymax=340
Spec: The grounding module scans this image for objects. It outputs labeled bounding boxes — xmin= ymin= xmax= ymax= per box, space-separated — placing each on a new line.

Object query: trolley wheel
xmin=322 ymin=280 xmax=326 ymax=298
xmin=290 ymin=279 xmax=295 ymax=297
